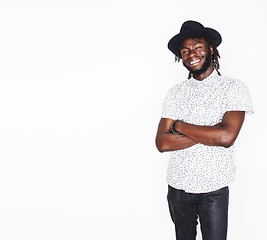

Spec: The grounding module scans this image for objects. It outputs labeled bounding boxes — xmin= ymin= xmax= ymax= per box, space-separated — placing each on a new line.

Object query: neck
xmin=193 ymin=65 xmax=214 ymax=81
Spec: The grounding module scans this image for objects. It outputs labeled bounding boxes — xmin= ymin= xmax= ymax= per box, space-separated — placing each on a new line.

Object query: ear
xmin=209 ymin=45 xmax=214 ymax=55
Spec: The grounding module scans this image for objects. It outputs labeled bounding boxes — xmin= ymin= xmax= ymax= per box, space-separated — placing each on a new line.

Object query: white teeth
xmin=190 ymin=59 xmax=200 ymax=64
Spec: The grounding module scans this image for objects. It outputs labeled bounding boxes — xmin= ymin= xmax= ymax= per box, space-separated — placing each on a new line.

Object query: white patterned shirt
xmin=161 ymin=70 xmax=253 ymax=193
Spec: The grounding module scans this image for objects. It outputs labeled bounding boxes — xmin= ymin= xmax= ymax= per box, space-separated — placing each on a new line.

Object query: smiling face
xmin=180 ymin=37 xmax=214 ymax=80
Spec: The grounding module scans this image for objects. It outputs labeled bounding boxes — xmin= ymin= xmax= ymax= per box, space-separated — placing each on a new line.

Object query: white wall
xmin=0 ymin=0 xmax=265 ymax=239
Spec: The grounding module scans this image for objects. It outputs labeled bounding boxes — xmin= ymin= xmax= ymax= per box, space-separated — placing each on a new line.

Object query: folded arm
xmin=156 ymin=111 xmax=245 ymax=152
xmin=156 ymin=118 xmax=197 ymax=152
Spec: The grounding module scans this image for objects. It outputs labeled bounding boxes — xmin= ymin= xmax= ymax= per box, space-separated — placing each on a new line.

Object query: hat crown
xmin=180 ymin=20 xmax=205 ymax=33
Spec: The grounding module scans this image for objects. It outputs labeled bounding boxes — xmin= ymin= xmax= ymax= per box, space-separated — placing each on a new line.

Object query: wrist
xmin=171 ymin=120 xmax=181 ymax=135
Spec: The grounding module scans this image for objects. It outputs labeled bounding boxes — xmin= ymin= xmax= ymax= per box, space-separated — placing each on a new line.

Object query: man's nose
xmin=189 ymin=49 xmax=197 ymax=58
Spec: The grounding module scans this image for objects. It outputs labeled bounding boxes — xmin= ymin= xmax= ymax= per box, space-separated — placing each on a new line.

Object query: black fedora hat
xmin=168 ymin=20 xmax=222 ymax=55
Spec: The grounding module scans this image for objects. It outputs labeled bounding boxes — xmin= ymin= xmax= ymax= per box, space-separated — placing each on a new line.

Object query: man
xmin=155 ymin=20 xmax=253 ymax=240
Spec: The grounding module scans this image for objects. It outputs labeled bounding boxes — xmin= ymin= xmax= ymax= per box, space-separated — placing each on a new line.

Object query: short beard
xmin=183 ymin=49 xmax=212 ymax=76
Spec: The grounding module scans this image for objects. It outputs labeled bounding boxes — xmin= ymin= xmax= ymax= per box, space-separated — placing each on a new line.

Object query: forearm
xmin=174 ymin=121 xmax=233 ymax=147
xmin=156 ymin=112 xmax=245 ymax=151
xmin=156 ymin=132 xmax=197 ymax=152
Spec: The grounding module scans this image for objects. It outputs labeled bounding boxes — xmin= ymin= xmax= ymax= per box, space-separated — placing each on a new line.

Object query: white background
xmin=0 ymin=0 xmax=265 ymax=239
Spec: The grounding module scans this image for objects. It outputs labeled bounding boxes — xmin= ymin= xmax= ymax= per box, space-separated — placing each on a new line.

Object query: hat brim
xmin=168 ymin=27 xmax=222 ymax=55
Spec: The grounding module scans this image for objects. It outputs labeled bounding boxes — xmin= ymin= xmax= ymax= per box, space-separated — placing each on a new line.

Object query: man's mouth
xmin=189 ymin=59 xmax=201 ymax=66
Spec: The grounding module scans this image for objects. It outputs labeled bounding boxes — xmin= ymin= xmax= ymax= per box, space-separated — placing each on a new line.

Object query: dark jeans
xmin=167 ymin=185 xmax=229 ymax=240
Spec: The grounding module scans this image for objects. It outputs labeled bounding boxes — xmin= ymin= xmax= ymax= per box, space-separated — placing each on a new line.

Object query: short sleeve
xmin=161 ymin=86 xmax=179 ymax=120
xmin=225 ymin=79 xmax=254 ymax=115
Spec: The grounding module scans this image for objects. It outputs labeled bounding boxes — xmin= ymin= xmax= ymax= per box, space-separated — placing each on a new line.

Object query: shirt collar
xmin=188 ymin=70 xmax=220 ymax=86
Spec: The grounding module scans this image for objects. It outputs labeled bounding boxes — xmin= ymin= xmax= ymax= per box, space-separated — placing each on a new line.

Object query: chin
xmin=185 ymin=65 xmax=204 ymax=74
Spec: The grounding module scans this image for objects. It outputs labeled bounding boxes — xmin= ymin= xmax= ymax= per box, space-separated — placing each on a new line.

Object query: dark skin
xmin=156 ymin=38 xmax=245 ymax=152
